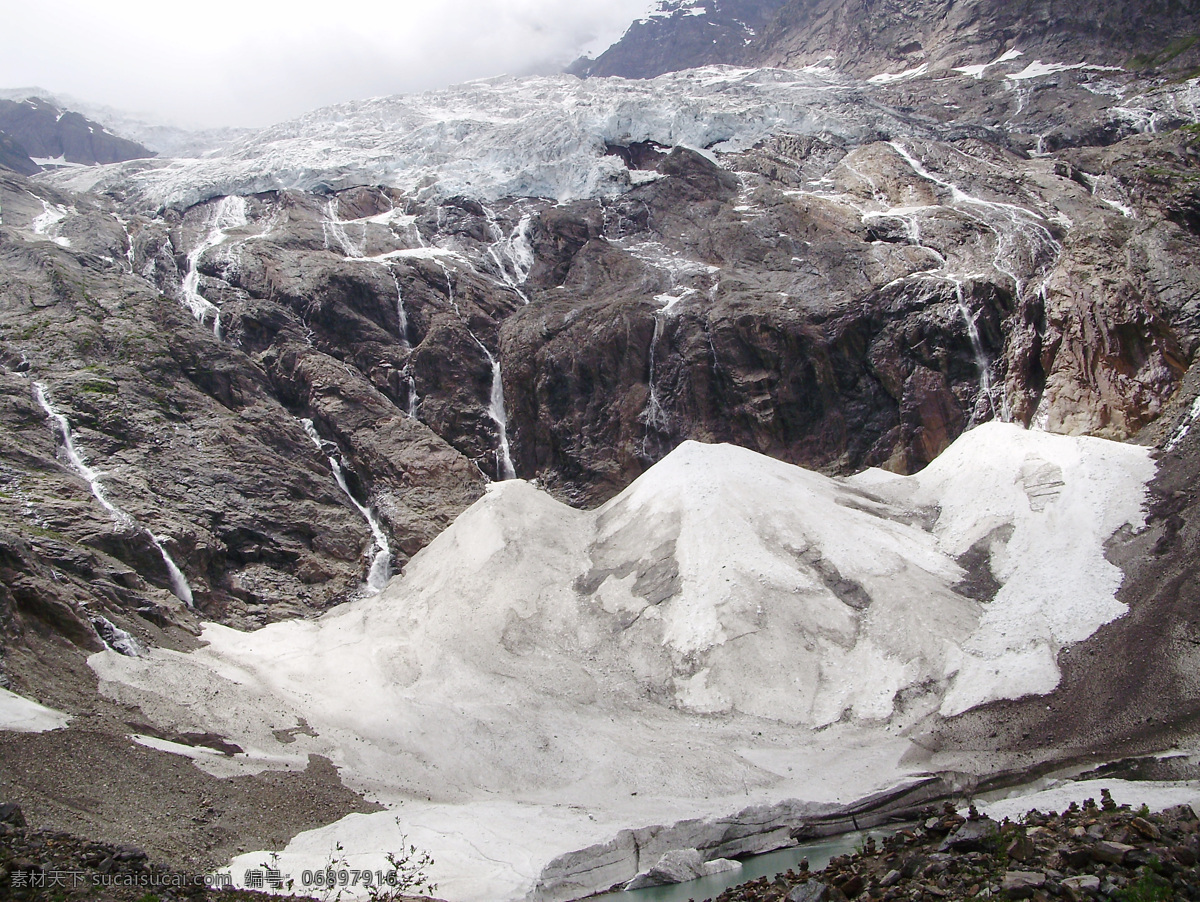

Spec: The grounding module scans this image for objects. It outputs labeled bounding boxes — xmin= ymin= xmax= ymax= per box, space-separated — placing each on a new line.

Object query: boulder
xmin=1001 ymin=870 xmax=1047 ymax=899
xmin=939 ymin=817 xmax=999 ymax=852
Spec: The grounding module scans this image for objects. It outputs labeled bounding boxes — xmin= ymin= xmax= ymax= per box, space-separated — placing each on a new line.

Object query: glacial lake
xmin=585 ymin=828 xmax=897 ymax=902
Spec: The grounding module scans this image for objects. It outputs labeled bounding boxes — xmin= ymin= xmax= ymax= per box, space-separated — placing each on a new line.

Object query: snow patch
xmin=0 ymin=688 xmax=71 ymax=733
xmin=1007 ymin=61 xmax=1124 ymax=81
xmin=869 ymin=64 xmax=929 ymax=85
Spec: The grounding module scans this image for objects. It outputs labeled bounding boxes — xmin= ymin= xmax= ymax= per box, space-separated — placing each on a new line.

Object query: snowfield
xmin=89 ymin=424 xmax=1153 ymax=901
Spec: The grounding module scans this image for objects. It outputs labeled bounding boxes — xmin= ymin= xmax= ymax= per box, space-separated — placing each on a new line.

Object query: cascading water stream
xmin=948 ymin=278 xmax=1005 ymax=424
xmin=843 ymin=144 xmax=1068 ymax=425
xmin=387 ymin=266 xmax=411 ymax=347
xmin=33 ymin=382 xmax=194 ymax=607
xmin=887 ymin=142 xmax=1061 ymax=303
xmin=468 ymin=336 xmax=517 ymax=481
xmin=437 ymin=260 xmax=516 ymax=480
xmin=323 ymin=197 xmax=366 ymax=259
xmin=482 ymin=207 xmax=535 ymax=304
xmin=179 ymin=196 xmax=248 ymax=338
xmin=642 ymin=311 xmax=670 ymax=438
xmin=300 ymin=419 xmax=392 ymax=594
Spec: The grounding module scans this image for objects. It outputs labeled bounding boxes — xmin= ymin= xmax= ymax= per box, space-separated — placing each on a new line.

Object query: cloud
xmin=0 ymin=0 xmax=653 ymax=128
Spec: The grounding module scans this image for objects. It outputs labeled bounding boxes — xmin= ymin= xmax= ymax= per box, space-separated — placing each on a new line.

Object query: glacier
xmin=89 ymin=423 xmax=1153 ymax=901
xmin=43 ymin=67 xmax=914 ymax=209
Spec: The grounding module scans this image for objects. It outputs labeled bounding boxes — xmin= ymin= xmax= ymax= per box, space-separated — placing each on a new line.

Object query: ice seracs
xmin=91 ymin=424 xmax=1152 ymax=901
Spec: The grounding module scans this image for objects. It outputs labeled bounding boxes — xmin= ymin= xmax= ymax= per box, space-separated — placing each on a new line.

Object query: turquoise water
xmin=585 ymin=828 xmax=894 ymax=902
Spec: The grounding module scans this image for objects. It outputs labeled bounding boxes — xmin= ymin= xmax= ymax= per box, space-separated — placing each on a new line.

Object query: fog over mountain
xmin=0 ymin=0 xmax=655 ymax=128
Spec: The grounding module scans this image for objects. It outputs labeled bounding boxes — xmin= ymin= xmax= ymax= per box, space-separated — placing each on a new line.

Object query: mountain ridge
xmin=571 ymin=0 xmax=1200 ymax=82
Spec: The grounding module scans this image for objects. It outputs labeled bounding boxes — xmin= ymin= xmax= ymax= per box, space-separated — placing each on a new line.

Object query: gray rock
xmin=787 ymin=881 xmax=834 ymax=902
xmin=1001 ymin=870 xmax=1047 ymax=899
xmin=0 ymin=803 xmax=26 ymax=828
xmin=1062 ymin=874 xmax=1101 ymax=900
xmin=1090 ymin=841 xmax=1135 ymax=864
xmin=939 ymin=817 xmax=998 ymax=852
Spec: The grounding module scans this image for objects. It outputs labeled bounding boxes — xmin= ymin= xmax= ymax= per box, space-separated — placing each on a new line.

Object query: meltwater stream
xmin=178 ymin=195 xmax=248 ymax=337
xmin=33 ymin=382 xmax=194 ymax=607
xmin=300 ymin=419 xmax=392 ymax=594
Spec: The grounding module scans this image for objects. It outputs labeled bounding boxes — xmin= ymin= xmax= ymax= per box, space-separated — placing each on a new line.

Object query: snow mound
xmin=89 ymin=424 xmax=1152 ymax=901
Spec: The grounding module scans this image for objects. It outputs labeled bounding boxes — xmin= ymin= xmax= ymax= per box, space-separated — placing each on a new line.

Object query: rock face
xmin=0 ymin=132 xmax=38 ymax=176
xmin=567 ymin=0 xmax=790 ymax=79
xmin=749 ymin=0 xmax=1200 ymax=78
xmin=0 ymin=98 xmax=154 ymax=167
xmin=575 ymin=0 xmax=1200 ymax=83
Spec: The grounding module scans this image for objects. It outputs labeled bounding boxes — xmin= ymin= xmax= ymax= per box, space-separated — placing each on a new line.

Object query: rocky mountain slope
xmin=749 ymin=0 xmax=1200 ymax=79
xmin=0 ymin=97 xmax=154 ymax=169
xmin=567 ymin=0 xmax=791 ymax=79
xmin=576 ymin=0 xmax=1200 ymax=83
xmin=0 ymin=88 xmax=250 ymax=159
xmin=2 ymin=3 xmax=1200 ymax=900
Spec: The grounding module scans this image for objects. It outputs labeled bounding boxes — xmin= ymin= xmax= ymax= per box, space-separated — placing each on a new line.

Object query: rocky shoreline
xmin=712 ymin=793 xmax=1200 ymax=902
xmin=8 ymin=789 xmax=1200 ymax=902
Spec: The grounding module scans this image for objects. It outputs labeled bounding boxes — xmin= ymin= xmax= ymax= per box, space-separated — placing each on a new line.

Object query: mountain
xmin=0 ymin=87 xmax=250 ymax=158
xmin=0 ymin=96 xmax=155 ymax=167
xmin=0 ymin=130 xmax=38 ymax=175
xmin=2 ymin=2 xmax=1200 ymax=898
xmin=575 ymin=0 xmax=1200 ymax=81
xmin=567 ymin=0 xmax=791 ymax=79
xmin=748 ymin=0 xmax=1200 ymax=78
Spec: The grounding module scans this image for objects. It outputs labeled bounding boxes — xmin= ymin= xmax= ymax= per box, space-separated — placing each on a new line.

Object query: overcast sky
xmin=1 ymin=0 xmax=653 ymax=129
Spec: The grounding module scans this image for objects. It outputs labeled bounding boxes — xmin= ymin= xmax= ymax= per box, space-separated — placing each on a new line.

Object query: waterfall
xmin=466 ymin=336 xmax=516 ymax=481
xmin=33 ymin=382 xmax=194 ymax=607
xmin=179 ymin=195 xmax=248 ymax=338
xmin=483 ymin=207 xmax=534 ymax=304
xmin=844 ymin=143 xmax=1066 ymax=425
xmin=388 ymin=266 xmax=411 ymax=347
xmin=1165 ymin=395 xmax=1200 ymax=452
xmin=323 ymin=196 xmax=366 ymax=259
xmin=404 ymin=365 xmax=420 ymax=418
xmin=487 ymin=354 xmax=517 ymax=481
xmin=642 ymin=311 xmax=670 ymax=437
xmin=887 ymin=142 xmax=1060 ymax=304
xmin=92 ymin=615 xmax=142 ymax=657
xmin=300 ymin=419 xmax=392 ymax=594
xmin=949 ymin=280 xmax=1007 ymax=424
xmin=436 ymin=260 xmax=516 ymax=479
